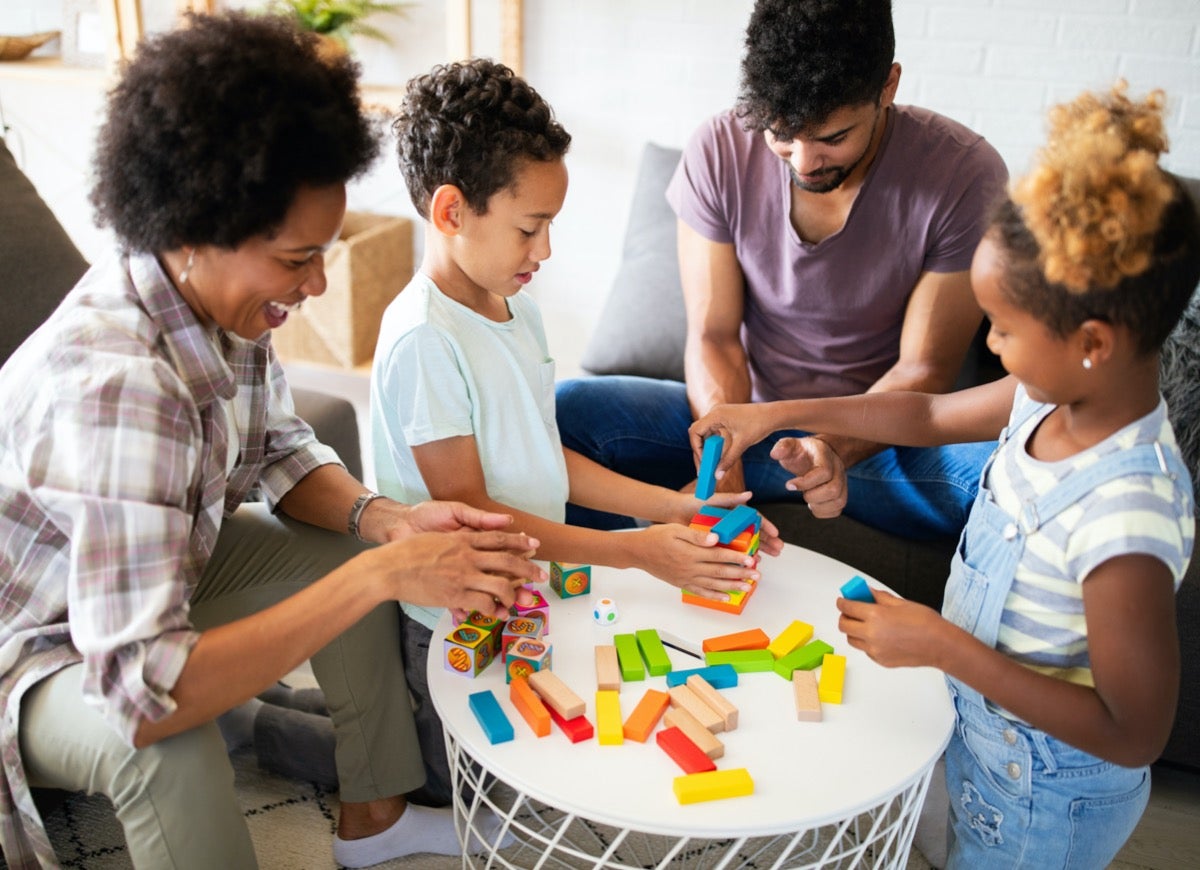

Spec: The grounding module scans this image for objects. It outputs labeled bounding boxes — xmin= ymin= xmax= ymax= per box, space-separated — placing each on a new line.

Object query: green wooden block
xmin=613 ymin=633 xmax=645 ymax=681
xmin=635 ymin=629 xmax=673 ymax=677
xmin=704 ymin=649 xmax=774 ymax=673
xmin=774 ymin=639 xmax=835 ymax=679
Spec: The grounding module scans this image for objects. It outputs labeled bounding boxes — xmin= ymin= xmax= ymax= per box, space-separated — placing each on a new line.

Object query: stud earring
xmin=1082 ymin=357 xmax=1093 ymax=370
xmin=178 ymin=249 xmax=195 ymax=285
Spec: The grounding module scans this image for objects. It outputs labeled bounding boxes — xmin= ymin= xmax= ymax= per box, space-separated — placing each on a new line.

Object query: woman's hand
xmin=836 ymin=589 xmax=949 ymax=669
xmin=625 ymin=523 xmax=760 ymax=600
xmin=688 ymin=403 xmax=775 ymax=482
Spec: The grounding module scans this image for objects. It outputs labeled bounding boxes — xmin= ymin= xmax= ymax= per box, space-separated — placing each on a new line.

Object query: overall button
xmin=1006 ymin=762 xmax=1022 ymax=780
xmin=1003 ymin=728 xmax=1018 ymax=745
xmin=1002 ymin=523 xmax=1018 ymax=540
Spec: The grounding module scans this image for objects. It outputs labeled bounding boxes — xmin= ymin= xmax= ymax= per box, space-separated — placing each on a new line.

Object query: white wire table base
xmin=446 ymin=730 xmax=934 ymax=870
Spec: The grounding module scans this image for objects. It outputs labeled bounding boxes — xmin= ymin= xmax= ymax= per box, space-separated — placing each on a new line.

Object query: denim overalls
xmin=940 ymin=401 xmax=1189 ymax=869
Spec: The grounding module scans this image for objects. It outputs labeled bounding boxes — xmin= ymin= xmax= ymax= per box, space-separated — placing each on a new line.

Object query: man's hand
xmin=769 ymin=436 xmax=848 ymax=518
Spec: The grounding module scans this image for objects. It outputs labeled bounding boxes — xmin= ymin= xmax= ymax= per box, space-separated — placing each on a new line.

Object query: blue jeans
xmin=555 ymin=375 xmax=993 ymax=540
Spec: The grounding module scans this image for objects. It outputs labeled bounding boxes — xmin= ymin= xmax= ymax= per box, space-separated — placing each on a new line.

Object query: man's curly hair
xmin=737 ymin=0 xmax=895 ymax=140
xmin=90 ymin=11 xmax=379 ymax=252
xmin=990 ymin=83 xmax=1200 ymax=357
xmin=392 ymin=58 xmax=571 ymax=219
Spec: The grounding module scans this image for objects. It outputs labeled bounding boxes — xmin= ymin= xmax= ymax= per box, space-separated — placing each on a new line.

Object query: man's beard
xmin=789 ymin=164 xmax=853 ymax=193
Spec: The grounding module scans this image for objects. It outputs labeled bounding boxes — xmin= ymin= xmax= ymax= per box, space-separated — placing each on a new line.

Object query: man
xmin=556 ymin=0 xmax=1008 ymax=540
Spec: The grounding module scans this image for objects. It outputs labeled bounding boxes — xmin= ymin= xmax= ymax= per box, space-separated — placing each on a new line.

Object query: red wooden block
xmin=547 ymin=702 xmax=594 ymax=743
xmin=656 ymin=726 xmax=717 ymax=774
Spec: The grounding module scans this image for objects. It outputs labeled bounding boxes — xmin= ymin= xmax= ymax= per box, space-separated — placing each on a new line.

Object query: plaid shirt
xmin=0 ymin=251 xmax=340 ymax=868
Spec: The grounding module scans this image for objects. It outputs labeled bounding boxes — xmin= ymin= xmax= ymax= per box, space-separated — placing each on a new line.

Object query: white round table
xmin=428 ymin=542 xmax=953 ymax=869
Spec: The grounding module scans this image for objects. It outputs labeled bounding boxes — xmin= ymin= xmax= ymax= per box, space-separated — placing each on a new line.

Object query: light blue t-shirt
xmin=370 ymin=273 xmax=569 ymax=629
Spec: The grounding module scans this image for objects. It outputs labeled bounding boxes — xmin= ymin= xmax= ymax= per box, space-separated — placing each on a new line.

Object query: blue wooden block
xmin=697 ymin=505 xmax=730 ymax=519
xmin=710 ymin=504 xmax=760 ymax=544
xmin=841 ymin=575 xmax=876 ymax=603
xmin=665 ymin=663 xmax=738 ymax=689
xmin=696 ymin=434 xmax=725 ymax=500
xmin=469 ymin=690 xmax=514 ymax=744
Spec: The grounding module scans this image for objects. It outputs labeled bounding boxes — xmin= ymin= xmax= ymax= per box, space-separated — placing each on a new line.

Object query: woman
xmin=0 ymin=12 xmax=541 ymax=869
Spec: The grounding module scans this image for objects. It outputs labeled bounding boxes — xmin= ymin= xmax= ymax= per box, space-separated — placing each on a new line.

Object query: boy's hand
xmin=836 ymin=589 xmax=946 ymax=669
xmin=688 ymin=404 xmax=772 ymax=481
xmin=629 ymin=524 xmax=760 ymax=599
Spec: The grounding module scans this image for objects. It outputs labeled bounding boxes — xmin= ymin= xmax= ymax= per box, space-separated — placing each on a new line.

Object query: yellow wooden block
xmin=767 ymin=620 xmax=814 ymax=659
xmin=818 ymin=653 xmax=846 ymax=704
xmin=595 ymin=690 xmax=624 ymax=745
xmin=673 ymin=768 xmax=755 ymax=804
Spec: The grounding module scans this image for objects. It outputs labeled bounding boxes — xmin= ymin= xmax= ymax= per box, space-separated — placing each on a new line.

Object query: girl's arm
xmin=411 ymin=436 xmax=764 ymax=598
xmin=690 ymin=376 xmax=1018 ymax=480
xmin=838 ymin=553 xmax=1178 ymax=766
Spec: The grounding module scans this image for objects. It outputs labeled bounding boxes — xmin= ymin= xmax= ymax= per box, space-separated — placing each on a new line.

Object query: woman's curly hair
xmin=90 ymin=11 xmax=379 ymax=252
xmin=737 ymin=0 xmax=894 ymax=140
xmin=991 ymin=83 xmax=1200 ymax=356
xmin=392 ymin=58 xmax=571 ymax=219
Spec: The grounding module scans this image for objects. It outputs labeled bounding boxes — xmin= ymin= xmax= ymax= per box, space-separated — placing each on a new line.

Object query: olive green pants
xmin=20 ymin=503 xmax=425 ymax=868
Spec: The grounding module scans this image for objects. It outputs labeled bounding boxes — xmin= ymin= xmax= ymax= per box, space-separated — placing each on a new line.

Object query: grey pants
xmin=20 ymin=503 xmax=427 ymax=868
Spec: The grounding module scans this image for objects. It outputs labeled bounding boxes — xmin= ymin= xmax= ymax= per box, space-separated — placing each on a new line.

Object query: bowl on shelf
xmin=0 ymin=31 xmax=60 ymax=62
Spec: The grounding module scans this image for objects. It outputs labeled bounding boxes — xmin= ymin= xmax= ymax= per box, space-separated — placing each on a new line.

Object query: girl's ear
xmin=1079 ymin=319 xmax=1117 ymax=368
xmin=429 ymin=184 xmax=466 ymax=235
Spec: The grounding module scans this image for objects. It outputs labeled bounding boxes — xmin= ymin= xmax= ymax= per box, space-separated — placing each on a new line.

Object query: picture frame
xmin=61 ymin=0 xmax=107 ymax=68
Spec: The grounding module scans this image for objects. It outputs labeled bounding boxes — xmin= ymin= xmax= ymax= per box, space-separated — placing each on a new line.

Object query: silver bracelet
xmin=348 ymin=491 xmax=386 ymax=543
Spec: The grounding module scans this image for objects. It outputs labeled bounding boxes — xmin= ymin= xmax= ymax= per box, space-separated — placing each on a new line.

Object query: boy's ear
xmin=429 ymin=184 xmax=466 ymax=235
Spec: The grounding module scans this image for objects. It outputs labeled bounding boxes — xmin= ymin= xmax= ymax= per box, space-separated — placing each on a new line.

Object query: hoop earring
xmin=1082 ymin=357 xmax=1093 ymax=370
xmin=178 ymin=249 xmax=195 ymax=285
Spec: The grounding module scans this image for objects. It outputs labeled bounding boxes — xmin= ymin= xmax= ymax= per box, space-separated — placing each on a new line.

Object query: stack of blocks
xmin=681 ymin=504 xmax=763 ymax=614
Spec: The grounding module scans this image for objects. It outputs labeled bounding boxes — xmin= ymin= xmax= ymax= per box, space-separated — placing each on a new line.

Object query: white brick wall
xmin=1 ymin=0 xmax=1197 ymax=377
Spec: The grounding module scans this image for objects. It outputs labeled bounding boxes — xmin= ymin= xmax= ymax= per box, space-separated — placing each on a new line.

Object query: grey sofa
xmin=581 ymin=142 xmax=1200 ymax=771
xmin=0 ymin=137 xmax=362 ymax=481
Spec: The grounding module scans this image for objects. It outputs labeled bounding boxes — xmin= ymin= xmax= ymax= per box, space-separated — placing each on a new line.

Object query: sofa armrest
xmin=293 ymin=388 xmax=362 ymax=482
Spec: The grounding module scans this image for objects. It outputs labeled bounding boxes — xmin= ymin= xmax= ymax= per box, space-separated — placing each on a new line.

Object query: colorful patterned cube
xmin=501 ymin=613 xmax=545 ymax=661
xmin=549 ymin=561 xmax=592 ymax=598
xmin=512 ymin=584 xmax=551 ymax=634
xmin=505 ymin=638 xmax=552 ymax=683
xmin=443 ymin=624 xmax=494 ymax=677
xmin=463 ymin=610 xmax=504 ymax=658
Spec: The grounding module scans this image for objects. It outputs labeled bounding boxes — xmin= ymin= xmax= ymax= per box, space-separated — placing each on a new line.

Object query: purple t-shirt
xmin=666 ymin=105 xmax=1008 ymax=402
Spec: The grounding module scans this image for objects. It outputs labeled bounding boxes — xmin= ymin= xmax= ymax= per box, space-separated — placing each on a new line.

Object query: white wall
xmin=2 ymin=0 xmax=1198 ymax=377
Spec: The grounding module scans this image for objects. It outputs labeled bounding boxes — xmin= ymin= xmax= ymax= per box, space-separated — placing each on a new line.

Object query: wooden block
xmin=686 ymin=674 xmax=738 ymax=731
xmin=546 ymin=704 xmax=594 ymax=743
xmin=697 ymin=505 xmax=730 ymax=518
xmin=509 ymin=676 xmax=550 ymax=737
xmin=635 ymin=628 xmax=673 ymax=677
xmin=704 ymin=649 xmax=774 ymax=673
xmin=595 ymin=690 xmax=624 ymax=745
xmin=656 ymin=726 xmax=717 ymax=774
xmin=710 ymin=504 xmax=759 ymax=544
xmin=662 ymin=707 xmax=723 ymax=759
xmin=528 ymin=669 xmax=586 ymax=720
xmin=595 ymin=644 xmax=621 ymax=691
xmin=612 ymin=633 xmax=645 ymax=681
xmin=623 ymin=688 xmax=670 ymax=742
xmin=774 ymin=639 xmax=835 ymax=680
xmin=665 ymin=664 xmax=738 ymax=689
xmin=673 ymin=768 xmax=754 ymax=804
xmin=818 ymin=653 xmax=846 ymax=704
xmin=792 ymin=670 xmax=822 ymax=722
xmin=767 ymin=620 xmax=815 ymax=659
xmin=695 ymin=434 xmax=724 ymax=500
xmin=468 ymin=690 xmax=513 ymax=744
xmin=668 ymin=685 xmax=724 ymax=733
xmin=840 ymin=575 xmax=876 ymax=603
xmin=702 ymin=628 xmax=771 ymax=653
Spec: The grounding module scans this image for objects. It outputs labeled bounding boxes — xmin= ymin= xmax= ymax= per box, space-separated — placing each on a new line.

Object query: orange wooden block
xmin=622 ymin=688 xmax=670 ymax=742
xmin=701 ymin=628 xmax=770 ymax=653
xmin=509 ymin=676 xmax=550 ymax=737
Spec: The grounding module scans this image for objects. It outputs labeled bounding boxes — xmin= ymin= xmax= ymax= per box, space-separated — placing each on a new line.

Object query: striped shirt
xmin=0 ymin=250 xmax=339 ymax=868
xmin=987 ymin=386 xmax=1194 ymax=689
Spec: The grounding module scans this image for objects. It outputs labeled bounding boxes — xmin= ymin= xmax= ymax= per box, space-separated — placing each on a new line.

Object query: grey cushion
xmin=0 ymin=138 xmax=90 ymax=366
xmin=580 ymin=143 xmax=687 ymax=382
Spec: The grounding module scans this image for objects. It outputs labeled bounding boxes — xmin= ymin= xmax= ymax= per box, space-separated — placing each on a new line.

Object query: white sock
xmin=332 ymin=804 xmax=514 ymax=867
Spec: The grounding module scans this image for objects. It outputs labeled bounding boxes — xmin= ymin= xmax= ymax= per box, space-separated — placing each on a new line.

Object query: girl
xmin=689 ymin=84 xmax=1200 ymax=868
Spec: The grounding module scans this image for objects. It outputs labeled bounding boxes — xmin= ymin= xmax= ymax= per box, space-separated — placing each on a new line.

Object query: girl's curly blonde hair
xmin=1012 ymin=82 xmax=1175 ymax=293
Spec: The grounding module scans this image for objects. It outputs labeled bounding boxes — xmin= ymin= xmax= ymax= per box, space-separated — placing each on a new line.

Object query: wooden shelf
xmin=0 ymin=56 xmax=110 ymax=84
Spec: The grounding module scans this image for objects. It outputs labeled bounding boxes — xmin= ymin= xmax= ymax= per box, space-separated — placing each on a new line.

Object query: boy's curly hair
xmin=90 ymin=11 xmax=379 ymax=252
xmin=992 ymin=83 xmax=1200 ymax=356
xmin=393 ymin=58 xmax=571 ymax=219
xmin=737 ymin=0 xmax=894 ymax=140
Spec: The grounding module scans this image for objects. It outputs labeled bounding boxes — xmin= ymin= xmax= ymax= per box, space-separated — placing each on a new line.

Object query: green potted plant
xmin=268 ymin=0 xmax=411 ymax=52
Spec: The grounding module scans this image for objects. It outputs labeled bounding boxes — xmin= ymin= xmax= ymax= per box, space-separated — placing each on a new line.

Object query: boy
xmin=371 ymin=58 xmax=779 ymax=802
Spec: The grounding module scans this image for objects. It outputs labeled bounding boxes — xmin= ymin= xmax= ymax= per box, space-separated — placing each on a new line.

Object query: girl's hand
xmin=688 ymin=404 xmax=774 ymax=482
xmin=836 ymin=589 xmax=948 ymax=669
xmin=666 ymin=489 xmax=785 ymax=559
xmin=628 ymin=523 xmax=760 ymax=599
